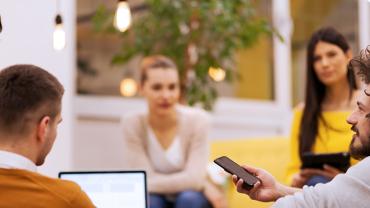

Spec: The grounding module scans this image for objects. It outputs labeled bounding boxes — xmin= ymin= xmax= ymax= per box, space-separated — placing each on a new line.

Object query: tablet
xmin=301 ymin=152 xmax=350 ymax=172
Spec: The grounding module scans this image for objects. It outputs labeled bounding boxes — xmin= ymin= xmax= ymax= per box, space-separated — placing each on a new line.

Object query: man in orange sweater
xmin=0 ymin=65 xmax=95 ymax=207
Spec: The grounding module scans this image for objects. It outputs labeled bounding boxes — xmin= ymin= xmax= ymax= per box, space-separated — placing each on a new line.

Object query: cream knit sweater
xmin=121 ymin=105 xmax=210 ymax=194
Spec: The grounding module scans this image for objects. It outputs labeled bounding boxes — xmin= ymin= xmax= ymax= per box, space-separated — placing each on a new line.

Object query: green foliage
xmin=94 ymin=0 xmax=274 ymax=110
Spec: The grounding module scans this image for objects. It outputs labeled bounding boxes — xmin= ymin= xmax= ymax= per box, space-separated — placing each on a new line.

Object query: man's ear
xmin=37 ymin=116 xmax=50 ymax=142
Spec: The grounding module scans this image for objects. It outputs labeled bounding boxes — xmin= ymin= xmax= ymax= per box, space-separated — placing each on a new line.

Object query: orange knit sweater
xmin=0 ymin=168 xmax=95 ymax=208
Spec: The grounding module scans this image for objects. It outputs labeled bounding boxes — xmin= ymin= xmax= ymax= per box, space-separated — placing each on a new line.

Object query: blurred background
xmin=0 ymin=0 xmax=369 ymax=178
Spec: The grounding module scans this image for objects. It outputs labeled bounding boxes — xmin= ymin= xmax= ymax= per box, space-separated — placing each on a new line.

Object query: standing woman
xmin=121 ymin=55 xmax=212 ymax=208
xmin=286 ymin=27 xmax=359 ymax=188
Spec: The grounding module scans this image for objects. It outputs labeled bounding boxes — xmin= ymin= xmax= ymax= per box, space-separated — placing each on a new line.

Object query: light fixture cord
xmin=56 ymin=0 xmax=61 ymax=13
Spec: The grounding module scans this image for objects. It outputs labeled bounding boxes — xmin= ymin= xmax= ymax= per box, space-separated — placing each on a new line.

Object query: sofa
xmin=210 ymin=137 xmax=290 ymax=208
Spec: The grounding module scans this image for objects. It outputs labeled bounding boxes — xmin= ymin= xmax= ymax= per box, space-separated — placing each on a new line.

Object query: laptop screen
xmin=59 ymin=171 xmax=147 ymax=208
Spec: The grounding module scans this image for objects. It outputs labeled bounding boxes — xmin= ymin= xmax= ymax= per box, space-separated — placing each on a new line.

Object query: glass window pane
xmin=291 ymin=0 xmax=359 ymax=105
xmin=231 ymin=0 xmax=274 ymax=101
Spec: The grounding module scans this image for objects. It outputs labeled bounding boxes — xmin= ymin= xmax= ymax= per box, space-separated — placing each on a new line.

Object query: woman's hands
xmin=291 ymin=165 xmax=342 ymax=187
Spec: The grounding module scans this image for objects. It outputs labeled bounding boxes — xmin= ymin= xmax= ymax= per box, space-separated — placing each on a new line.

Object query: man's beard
xmin=349 ymin=125 xmax=370 ymax=160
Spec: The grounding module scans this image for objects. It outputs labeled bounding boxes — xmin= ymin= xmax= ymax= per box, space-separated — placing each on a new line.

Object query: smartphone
xmin=214 ymin=156 xmax=259 ymax=190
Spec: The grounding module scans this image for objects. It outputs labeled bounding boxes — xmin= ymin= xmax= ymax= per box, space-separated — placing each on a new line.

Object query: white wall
xmin=76 ymin=96 xmax=293 ymax=139
xmin=0 ymin=0 xmax=75 ymax=177
xmin=359 ymin=0 xmax=370 ymax=49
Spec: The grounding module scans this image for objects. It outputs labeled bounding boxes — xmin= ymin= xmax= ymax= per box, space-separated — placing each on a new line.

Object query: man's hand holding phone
xmin=214 ymin=156 xmax=259 ymax=189
xmin=214 ymin=156 xmax=300 ymax=202
xmin=232 ymin=165 xmax=284 ymax=202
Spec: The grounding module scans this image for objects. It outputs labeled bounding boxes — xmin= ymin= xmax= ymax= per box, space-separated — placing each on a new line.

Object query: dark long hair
xmin=299 ymin=27 xmax=357 ymax=158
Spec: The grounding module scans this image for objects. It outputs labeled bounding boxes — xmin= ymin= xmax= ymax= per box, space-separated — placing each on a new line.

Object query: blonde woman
xmin=122 ymin=55 xmax=212 ymax=208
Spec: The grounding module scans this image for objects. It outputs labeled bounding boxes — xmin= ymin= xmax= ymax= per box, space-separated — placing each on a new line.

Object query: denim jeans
xmin=306 ymin=175 xmax=330 ymax=186
xmin=149 ymin=191 xmax=212 ymax=208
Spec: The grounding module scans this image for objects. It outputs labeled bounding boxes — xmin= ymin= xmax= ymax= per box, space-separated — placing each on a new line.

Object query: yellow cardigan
xmin=285 ymin=109 xmax=357 ymax=184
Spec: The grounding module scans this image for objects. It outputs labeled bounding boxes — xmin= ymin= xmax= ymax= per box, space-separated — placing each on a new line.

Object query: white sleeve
xmin=273 ymin=158 xmax=370 ymax=208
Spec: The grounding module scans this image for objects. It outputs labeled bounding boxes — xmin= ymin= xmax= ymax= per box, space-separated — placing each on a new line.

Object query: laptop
xmin=59 ymin=171 xmax=148 ymax=208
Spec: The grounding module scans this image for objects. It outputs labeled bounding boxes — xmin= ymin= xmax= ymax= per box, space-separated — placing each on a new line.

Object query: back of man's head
xmin=349 ymin=46 xmax=370 ymax=84
xmin=0 ymin=65 xmax=64 ymax=139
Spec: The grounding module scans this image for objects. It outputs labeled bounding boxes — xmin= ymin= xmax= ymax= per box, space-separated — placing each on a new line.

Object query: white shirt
xmin=0 ymin=150 xmax=37 ymax=172
xmin=147 ymin=127 xmax=185 ymax=173
xmin=273 ymin=156 xmax=370 ymax=208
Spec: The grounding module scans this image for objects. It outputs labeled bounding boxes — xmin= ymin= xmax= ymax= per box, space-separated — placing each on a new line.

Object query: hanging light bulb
xmin=208 ymin=66 xmax=226 ymax=82
xmin=53 ymin=14 xmax=66 ymax=50
xmin=114 ymin=0 xmax=132 ymax=32
xmin=120 ymin=78 xmax=137 ymax=97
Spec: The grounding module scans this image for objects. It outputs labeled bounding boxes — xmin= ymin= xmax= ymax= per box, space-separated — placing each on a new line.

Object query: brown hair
xmin=140 ymin=55 xmax=178 ymax=84
xmin=0 ymin=64 xmax=64 ymax=136
xmin=349 ymin=46 xmax=370 ymax=84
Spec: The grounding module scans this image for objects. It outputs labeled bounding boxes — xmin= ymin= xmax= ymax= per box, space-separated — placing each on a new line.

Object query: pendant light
xmin=53 ymin=14 xmax=66 ymax=50
xmin=114 ymin=0 xmax=132 ymax=32
xmin=53 ymin=0 xmax=65 ymax=50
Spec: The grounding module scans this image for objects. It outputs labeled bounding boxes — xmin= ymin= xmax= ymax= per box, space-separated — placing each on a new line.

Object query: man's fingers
xmin=248 ymin=181 xmax=261 ymax=199
xmin=236 ymin=179 xmax=248 ymax=194
xmin=254 ymin=180 xmax=261 ymax=188
xmin=232 ymin=175 xmax=238 ymax=184
xmin=236 ymin=178 xmax=257 ymax=195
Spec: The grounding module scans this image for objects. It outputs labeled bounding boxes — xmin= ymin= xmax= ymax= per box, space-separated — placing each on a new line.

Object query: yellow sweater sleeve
xmin=285 ymin=109 xmax=302 ymax=185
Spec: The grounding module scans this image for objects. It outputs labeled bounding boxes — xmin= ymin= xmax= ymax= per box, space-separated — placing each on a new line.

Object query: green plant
xmin=94 ymin=0 xmax=275 ymax=110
